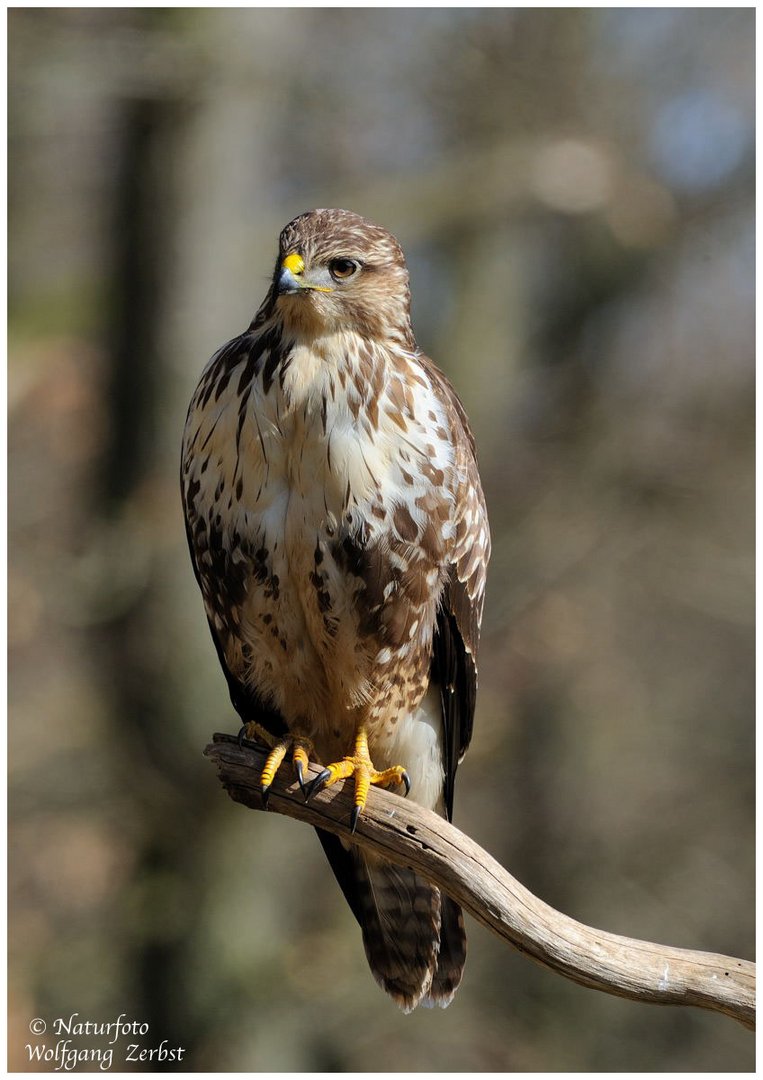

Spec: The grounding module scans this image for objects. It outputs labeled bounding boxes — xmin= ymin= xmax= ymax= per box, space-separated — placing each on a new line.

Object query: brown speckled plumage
xmin=181 ymin=208 xmax=490 ymax=1011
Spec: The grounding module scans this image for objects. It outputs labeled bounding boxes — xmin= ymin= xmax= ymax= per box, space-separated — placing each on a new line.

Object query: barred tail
xmin=315 ymin=829 xmax=467 ymax=1012
xmin=355 ymin=852 xmax=441 ymax=1012
xmin=422 ymin=893 xmax=467 ymax=1008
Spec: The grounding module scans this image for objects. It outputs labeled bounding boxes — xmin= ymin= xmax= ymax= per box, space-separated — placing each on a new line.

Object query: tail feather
xmin=315 ymin=828 xmax=466 ymax=1012
xmin=356 ymin=852 xmax=441 ymax=1012
xmin=421 ymin=894 xmax=466 ymax=1008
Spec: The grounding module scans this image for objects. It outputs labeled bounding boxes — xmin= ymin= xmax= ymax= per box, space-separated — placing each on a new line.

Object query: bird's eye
xmin=328 ymin=258 xmax=360 ymax=281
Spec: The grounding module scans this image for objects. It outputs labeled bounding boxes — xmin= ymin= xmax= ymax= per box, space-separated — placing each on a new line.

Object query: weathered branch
xmin=204 ymin=733 xmax=754 ymax=1030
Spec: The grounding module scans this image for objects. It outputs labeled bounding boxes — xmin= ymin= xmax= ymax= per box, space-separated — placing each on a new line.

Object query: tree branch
xmin=204 ymin=733 xmax=754 ymax=1030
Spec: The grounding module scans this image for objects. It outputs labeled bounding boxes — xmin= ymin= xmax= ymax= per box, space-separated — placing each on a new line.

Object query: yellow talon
xmin=306 ymin=726 xmax=410 ymax=832
xmin=260 ymin=740 xmax=289 ymax=792
xmin=241 ymin=731 xmax=314 ymax=807
xmin=293 ymin=742 xmax=310 ymax=776
xmin=354 ymin=767 xmax=371 ymax=815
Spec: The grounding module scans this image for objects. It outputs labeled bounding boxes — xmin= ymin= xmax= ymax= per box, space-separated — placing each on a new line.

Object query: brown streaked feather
xmin=181 ymin=467 xmax=287 ymax=741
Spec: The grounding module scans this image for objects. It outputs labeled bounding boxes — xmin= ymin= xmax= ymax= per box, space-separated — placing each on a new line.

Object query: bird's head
xmin=269 ymin=208 xmax=415 ymax=346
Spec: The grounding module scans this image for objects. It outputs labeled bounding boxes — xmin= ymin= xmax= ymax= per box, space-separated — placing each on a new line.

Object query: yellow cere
xmin=282 ymin=252 xmax=304 ymax=275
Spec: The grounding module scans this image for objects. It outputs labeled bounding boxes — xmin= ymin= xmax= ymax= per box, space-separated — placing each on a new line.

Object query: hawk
xmin=181 ymin=209 xmax=490 ymax=1011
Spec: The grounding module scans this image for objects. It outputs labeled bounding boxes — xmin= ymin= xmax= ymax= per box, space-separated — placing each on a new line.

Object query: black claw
xmin=260 ymin=784 xmax=271 ymax=810
xmin=295 ymin=759 xmax=308 ymax=799
xmin=239 ymin=724 xmax=262 ymax=749
xmin=401 ymin=771 xmax=411 ymax=797
xmin=304 ymin=768 xmax=331 ymax=801
xmin=350 ymin=805 xmax=361 ymax=834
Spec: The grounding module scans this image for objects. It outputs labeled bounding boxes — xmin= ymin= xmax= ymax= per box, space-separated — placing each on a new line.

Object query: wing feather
xmin=422 ymin=356 xmax=490 ymax=821
xmin=180 ymin=359 xmax=287 ymax=740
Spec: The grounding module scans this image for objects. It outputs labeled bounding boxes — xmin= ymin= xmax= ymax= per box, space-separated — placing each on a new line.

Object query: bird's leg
xmin=238 ymin=722 xmax=313 ymax=807
xmin=305 ymin=726 xmax=410 ymax=833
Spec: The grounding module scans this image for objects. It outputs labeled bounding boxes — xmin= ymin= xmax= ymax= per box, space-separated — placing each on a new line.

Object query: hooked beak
xmin=278 ymin=252 xmax=305 ymax=294
xmin=277 ymin=252 xmax=333 ymax=295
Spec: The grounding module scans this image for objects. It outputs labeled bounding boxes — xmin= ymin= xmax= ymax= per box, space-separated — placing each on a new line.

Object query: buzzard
xmin=181 ymin=209 xmax=490 ymax=1011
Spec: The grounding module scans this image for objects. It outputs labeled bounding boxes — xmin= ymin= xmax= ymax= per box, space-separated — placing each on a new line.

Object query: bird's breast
xmin=184 ymin=337 xmax=457 ymax=733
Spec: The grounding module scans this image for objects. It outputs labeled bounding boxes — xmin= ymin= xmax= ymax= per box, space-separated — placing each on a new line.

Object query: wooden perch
xmin=205 ymin=733 xmax=755 ymax=1030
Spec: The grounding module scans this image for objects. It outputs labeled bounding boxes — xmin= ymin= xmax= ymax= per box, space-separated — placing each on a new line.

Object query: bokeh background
xmin=8 ymin=7 xmax=754 ymax=1072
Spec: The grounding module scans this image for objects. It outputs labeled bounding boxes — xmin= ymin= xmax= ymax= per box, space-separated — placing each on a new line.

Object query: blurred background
xmin=8 ymin=7 xmax=754 ymax=1072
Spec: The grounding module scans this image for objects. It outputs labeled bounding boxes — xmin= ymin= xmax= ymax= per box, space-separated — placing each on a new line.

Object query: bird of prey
xmin=181 ymin=208 xmax=490 ymax=1012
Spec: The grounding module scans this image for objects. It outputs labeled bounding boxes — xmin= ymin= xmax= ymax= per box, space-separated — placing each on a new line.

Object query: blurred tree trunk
xmin=97 ymin=73 xmax=208 ymax=1069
